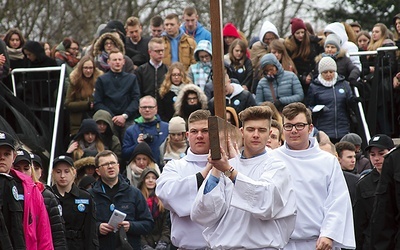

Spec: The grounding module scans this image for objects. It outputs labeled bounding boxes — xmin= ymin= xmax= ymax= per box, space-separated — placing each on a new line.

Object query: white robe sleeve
xmin=191 ymin=174 xmax=229 ymax=227
xmin=156 ymin=160 xmax=199 ymax=217
xmin=231 ymin=159 xmax=296 ymax=220
xmin=320 ymin=159 xmax=356 ymax=249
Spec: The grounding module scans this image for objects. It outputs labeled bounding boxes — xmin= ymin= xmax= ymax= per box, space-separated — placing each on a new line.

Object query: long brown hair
xmin=140 ymin=170 xmax=165 ymax=213
xmin=270 ymin=40 xmax=298 ymax=75
xmin=68 ymin=55 xmax=102 ymax=99
xmin=368 ymin=23 xmax=391 ymax=51
xmin=229 ymin=39 xmax=247 ymax=69
xmin=288 ymin=31 xmax=311 ymax=61
xmin=159 ymin=62 xmax=192 ymax=98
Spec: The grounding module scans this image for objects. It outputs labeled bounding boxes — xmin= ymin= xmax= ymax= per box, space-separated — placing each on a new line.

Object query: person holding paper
xmin=90 ymin=150 xmax=153 ymax=250
xmin=306 ymin=56 xmax=357 ymax=143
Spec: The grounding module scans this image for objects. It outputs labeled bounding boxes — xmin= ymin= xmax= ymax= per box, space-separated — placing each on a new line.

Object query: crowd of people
xmin=0 ymin=5 xmax=400 ymax=250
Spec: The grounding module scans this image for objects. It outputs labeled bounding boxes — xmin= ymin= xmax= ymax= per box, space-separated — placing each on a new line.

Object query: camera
xmin=142 ymin=133 xmax=154 ymax=143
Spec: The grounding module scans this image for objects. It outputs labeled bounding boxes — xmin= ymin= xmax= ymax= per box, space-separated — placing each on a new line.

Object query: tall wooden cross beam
xmin=208 ymin=0 xmax=242 ymax=160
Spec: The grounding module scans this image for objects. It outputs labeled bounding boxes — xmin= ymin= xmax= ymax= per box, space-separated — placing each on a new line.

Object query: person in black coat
xmin=52 ymin=155 xmax=99 ymax=250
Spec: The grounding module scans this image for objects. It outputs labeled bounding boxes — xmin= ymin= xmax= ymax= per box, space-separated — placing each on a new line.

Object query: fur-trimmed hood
xmin=174 ymin=84 xmax=208 ymax=116
xmin=92 ymin=32 xmax=125 ymax=57
xmin=314 ymin=49 xmax=347 ymax=63
xmin=74 ymin=156 xmax=95 ymax=171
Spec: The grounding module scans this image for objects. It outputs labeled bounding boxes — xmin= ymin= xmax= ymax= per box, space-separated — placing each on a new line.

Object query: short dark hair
xmin=270 ymin=119 xmax=282 ymax=141
xmin=335 ymin=141 xmax=356 ymax=158
xmin=282 ymin=102 xmax=312 ymax=124
xmin=95 ymin=150 xmax=118 ymax=167
xmin=165 ymin=13 xmax=179 ymax=23
xmin=150 ymin=15 xmax=163 ymax=27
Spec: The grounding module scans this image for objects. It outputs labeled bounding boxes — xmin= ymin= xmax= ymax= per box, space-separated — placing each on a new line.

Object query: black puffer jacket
xmin=42 ymin=185 xmax=68 ymax=250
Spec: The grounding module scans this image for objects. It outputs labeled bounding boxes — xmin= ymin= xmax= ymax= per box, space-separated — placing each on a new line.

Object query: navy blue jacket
xmin=94 ymin=70 xmax=140 ymax=119
xmin=89 ymin=175 xmax=154 ymax=250
xmin=306 ymin=74 xmax=354 ymax=140
xmin=122 ymin=115 xmax=169 ymax=165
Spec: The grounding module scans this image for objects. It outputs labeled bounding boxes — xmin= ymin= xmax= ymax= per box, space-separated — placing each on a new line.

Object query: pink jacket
xmin=10 ymin=169 xmax=54 ymax=250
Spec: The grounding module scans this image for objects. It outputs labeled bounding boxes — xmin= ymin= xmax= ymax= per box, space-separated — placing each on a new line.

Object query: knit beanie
xmin=169 ymin=116 xmax=186 ymax=133
xmin=223 ymin=23 xmax=240 ymax=38
xmin=318 ymin=57 xmax=337 ymax=73
xmin=340 ymin=133 xmax=362 ymax=146
xmin=290 ymin=18 xmax=307 ymax=35
xmin=324 ymin=34 xmax=341 ymax=50
xmin=129 ymin=142 xmax=156 ymax=164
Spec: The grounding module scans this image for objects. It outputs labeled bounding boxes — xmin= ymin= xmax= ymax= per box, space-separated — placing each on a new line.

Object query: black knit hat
xmin=74 ymin=119 xmax=100 ymax=141
xmin=129 ymin=142 xmax=156 ymax=164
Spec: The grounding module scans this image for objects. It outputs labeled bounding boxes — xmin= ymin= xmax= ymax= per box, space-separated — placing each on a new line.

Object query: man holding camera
xmin=122 ymin=95 xmax=168 ymax=167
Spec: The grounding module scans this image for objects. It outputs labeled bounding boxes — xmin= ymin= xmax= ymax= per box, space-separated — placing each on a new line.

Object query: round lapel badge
xmin=77 ymin=203 xmax=86 ymax=212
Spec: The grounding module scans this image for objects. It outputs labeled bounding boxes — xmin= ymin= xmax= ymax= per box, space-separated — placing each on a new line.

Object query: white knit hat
xmin=318 ymin=57 xmax=337 ymax=73
xmin=169 ymin=116 xmax=186 ymax=133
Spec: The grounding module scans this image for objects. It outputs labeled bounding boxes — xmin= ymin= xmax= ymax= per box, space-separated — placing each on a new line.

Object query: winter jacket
xmin=94 ymin=70 xmax=140 ymax=119
xmin=324 ymin=22 xmax=361 ymax=71
xmin=354 ymin=168 xmax=379 ymax=249
xmin=284 ymin=35 xmax=324 ymax=84
xmin=162 ymin=31 xmax=196 ymax=71
xmin=122 ymin=115 xmax=169 ymax=165
xmin=125 ymin=36 xmax=151 ymax=67
xmin=135 ymin=61 xmax=168 ymax=98
xmin=92 ymin=33 xmax=134 ymax=74
xmin=0 ymin=173 xmax=25 ymax=250
xmin=370 ymin=146 xmax=400 ymax=249
xmin=250 ymin=20 xmax=279 ymax=70
xmin=38 ymin=183 xmax=68 ymax=250
xmin=180 ymin=22 xmax=211 ymax=44
xmin=158 ymin=90 xmax=178 ymax=122
xmin=89 ymin=175 xmax=154 ymax=250
xmin=306 ymin=74 xmax=354 ymax=140
xmin=174 ymin=84 xmax=208 ymax=121
xmin=0 ymin=39 xmax=10 ymax=79
xmin=224 ymin=55 xmax=254 ymax=90
xmin=53 ymin=183 xmax=98 ymax=250
xmin=208 ymin=83 xmax=257 ymax=116
xmin=188 ymin=40 xmax=212 ymax=91
xmin=10 ymin=169 xmax=53 ymax=250
xmin=93 ymin=109 xmax=122 ymax=159
xmin=256 ymin=53 xmax=304 ymax=106
xmin=65 ymin=65 xmax=102 ymax=135
xmin=314 ymin=50 xmax=360 ymax=84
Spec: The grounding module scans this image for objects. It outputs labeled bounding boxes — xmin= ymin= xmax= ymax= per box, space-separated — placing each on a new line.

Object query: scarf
xmin=55 ymin=51 xmax=79 ymax=67
xmin=147 ymin=194 xmax=160 ymax=219
xmin=79 ymin=140 xmax=98 ymax=157
xmin=317 ymin=72 xmax=338 ymax=87
xmin=170 ymin=84 xmax=184 ymax=96
xmin=7 ymin=47 xmax=24 ymax=60
xmin=321 ymin=52 xmax=339 ymax=60
xmin=97 ymin=51 xmax=110 ymax=71
xmin=163 ymin=137 xmax=187 ymax=161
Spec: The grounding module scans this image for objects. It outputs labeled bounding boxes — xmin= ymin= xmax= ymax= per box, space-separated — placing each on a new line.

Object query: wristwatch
xmin=223 ymin=167 xmax=235 ymax=178
xmin=122 ymin=114 xmax=128 ymax=120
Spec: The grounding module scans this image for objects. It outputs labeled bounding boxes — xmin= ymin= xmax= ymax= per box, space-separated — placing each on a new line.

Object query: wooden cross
xmin=209 ymin=0 xmax=242 ymax=160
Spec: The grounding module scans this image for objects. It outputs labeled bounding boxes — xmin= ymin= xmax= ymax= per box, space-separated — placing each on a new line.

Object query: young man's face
xmin=126 ymin=25 xmax=142 ymax=43
xmin=369 ymin=147 xmax=389 ymax=173
xmin=183 ymin=13 xmax=198 ymax=32
xmin=338 ymin=150 xmax=356 ymax=171
xmin=283 ymin=113 xmax=312 ymax=150
xmin=149 ymin=42 xmax=164 ymax=63
xmin=0 ymin=146 xmax=15 ymax=174
xmin=187 ymin=120 xmax=209 ymax=155
xmin=150 ymin=25 xmax=164 ymax=37
xmin=108 ymin=52 xmax=125 ymax=72
xmin=266 ymin=126 xmax=281 ymax=149
xmin=241 ymin=119 xmax=270 ymax=158
xmin=164 ymin=18 xmax=180 ymax=37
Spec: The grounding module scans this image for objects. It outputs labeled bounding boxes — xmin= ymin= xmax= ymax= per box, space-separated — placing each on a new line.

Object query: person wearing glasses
xmin=52 ymin=155 xmax=99 ymax=249
xmin=90 ymin=150 xmax=153 ymax=250
xmin=306 ymin=56 xmax=356 ymax=143
xmin=270 ymin=102 xmax=355 ymax=250
xmin=122 ymin=96 xmax=169 ymax=167
xmin=135 ymin=37 xmax=168 ymax=98
xmin=187 ymin=39 xmax=213 ymax=91
xmin=94 ymin=49 xmax=140 ymax=142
